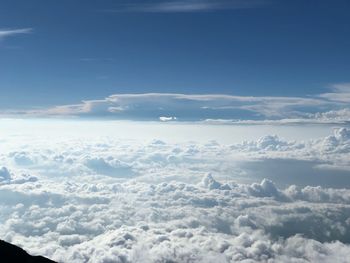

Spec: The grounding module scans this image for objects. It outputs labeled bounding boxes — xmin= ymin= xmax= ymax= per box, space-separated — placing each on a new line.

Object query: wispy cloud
xmin=0 ymin=28 xmax=33 ymax=41
xmin=108 ymin=0 xmax=264 ymax=13
xmin=318 ymin=83 xmax=350 ymax=103
xmin=2 ymin=84 xmax=350 ymax=123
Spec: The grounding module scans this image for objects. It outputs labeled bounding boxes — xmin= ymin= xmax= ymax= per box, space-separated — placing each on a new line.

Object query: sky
xmin=1 ymin=0 xmax=350 ymax=121
xmin=2 ymin=2 xmax=350 ymax=261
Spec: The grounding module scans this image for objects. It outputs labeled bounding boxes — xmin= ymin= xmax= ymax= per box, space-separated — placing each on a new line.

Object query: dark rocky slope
xmin=0 ymin=240 xmax=56 ymax=263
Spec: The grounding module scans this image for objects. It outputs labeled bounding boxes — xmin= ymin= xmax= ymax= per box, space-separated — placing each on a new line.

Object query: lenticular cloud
xmin=0 ymin=123 xmax=350 ymax=262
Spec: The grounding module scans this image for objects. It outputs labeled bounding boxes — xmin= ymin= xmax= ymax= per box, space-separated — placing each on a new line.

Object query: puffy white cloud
xmin=159 ymin=116 xmax=177 ymax=122
xmin=2 ymin=173 xmax=350 ymax=262
xmin=0 ymin=167 xmax=11 ymax=181
xmin=0 ymin=167 xmax=37 ymax=185
xmin=84 ymin=157 xmax=135 ymax=178
xmin=0 ymin=124 xmax=350 ymax=262
xmin=310 ymin=108 xmax=350 ymax=124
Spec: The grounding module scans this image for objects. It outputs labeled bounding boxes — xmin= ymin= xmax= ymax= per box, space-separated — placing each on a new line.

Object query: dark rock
xmin=0 ymin=240 xmax=57 ymax=263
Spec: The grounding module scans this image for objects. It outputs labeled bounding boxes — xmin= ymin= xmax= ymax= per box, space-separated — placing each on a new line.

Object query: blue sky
xmin=1 ymin=0 xmax=350 ymax=120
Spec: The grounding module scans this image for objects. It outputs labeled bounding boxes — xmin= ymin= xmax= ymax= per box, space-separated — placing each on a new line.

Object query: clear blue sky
xmin=1 ymin=0 xmax=350 ymax=112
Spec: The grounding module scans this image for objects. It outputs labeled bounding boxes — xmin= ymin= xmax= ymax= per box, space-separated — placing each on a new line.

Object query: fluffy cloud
xmin=1 ymin=172 xmax=350 ymax=262
xmin=84 ymin=157 xmax=135 ymax=178
xmin=0 ymin=167 xmax=37 ymax=185
xmin=159 ymin=116 xmax=177 ymax=122
xmin=1 ymin=124 xmax=350 ymax=262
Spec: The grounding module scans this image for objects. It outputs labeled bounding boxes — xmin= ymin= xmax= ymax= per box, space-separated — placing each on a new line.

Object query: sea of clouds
xmin=1 ymin=121 xmax=350 ymax=262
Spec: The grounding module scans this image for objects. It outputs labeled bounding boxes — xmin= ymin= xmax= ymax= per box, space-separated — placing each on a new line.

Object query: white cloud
xmin=0 ymin=28 xmax=32 ymax=40
xmin=0 ymin=90 xmax=345 ymax=123
xmin=0 ymin=123 xmax=350 ymax=262
xmin=2 ymin=82 xmax=350 ymax=124
xmin=0 ymin=167 xmax=37 ymax=185
xmin=159 ymin=116 xmax=177 ymax=122
xmin=319 ymin=83 xmax=350 ymax=103
xmin=2 ymin=171 xmax=350 ymax=262
xmin=108 ymin=106 xmax=126 ymax=113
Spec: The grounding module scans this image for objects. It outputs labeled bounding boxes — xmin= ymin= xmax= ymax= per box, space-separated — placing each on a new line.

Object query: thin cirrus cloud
xmin=0 ymin=28 xmax=33 ymax=41
xmin=318 ymin=83 xmax=350 ymax=103
xmin=108 ymin=0 xmax=264 ymax=13
xmin=2 ymin=83 xmax=350 ymax=123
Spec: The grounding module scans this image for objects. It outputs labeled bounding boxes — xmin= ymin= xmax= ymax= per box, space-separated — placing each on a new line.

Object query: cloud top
xmin=0 ymin=124 xmax=350 ymax=262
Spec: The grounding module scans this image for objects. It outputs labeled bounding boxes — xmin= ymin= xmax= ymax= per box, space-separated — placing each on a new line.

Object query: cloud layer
xmin=2 ymin=84 xmax=350 ymax=123
xmin=2 ymin=169 xmax=350 ymax=262
xmin=0 ymin=123 xmax=350 ymax=262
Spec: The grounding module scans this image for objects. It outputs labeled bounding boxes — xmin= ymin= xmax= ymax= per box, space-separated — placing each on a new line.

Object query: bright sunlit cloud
xmin=0 ymin=119 xmax=349 ymax=262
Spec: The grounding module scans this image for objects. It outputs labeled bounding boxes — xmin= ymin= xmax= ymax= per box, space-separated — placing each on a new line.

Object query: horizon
xmin=1 ymin=0 xmax=350 ymax=119
xmin=1 ymin=1 xmax=350 ymax=262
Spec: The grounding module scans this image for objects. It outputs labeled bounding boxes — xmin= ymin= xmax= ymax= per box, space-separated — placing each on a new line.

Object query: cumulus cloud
xmin=310 ymin=108 xmax=350 ymax=123
xmin=84 ymin=157 xmax=135 ymax=178
xmin=0 ymin=167 xmax=37 ymax=185
xmin=1 ymin=124 xmax=350 ymax=262
xmin=2 ymin=173 xmax=350 ymax=262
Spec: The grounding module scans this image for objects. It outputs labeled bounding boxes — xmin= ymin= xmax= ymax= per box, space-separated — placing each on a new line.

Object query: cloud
xmin=1 ymin=89 xmax=347 ymax=123
xmin=2 ymin=120 xmax=350 ymax=184
xmin=318 ymin=83 xmax=350 ymax=103
xmin=0 ymin=28 xmax=32 ymax=41
xmin=2 ymin=82 xmax=350 ymax=123
xmin=108 ymin=106 xmax=126 ymax=113
xmin=0 ymin=123 xmax=350 ymax=261
xmin=2 ymin=172 xmax=350 ymax=262
xmin=108 ymin=0 xmax=264 ymax=13
xmin=84 ymin=157 xmax=135 ymax=178
xmin=0 ymin=167 xmax=37 ymax=185
xmin=159 ymin=116 xmax=177 ymax=122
